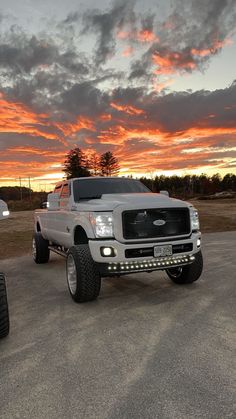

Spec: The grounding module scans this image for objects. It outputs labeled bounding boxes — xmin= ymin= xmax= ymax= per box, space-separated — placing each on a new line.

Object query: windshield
xmin=73 ymin=178 xmax=150 ymax=201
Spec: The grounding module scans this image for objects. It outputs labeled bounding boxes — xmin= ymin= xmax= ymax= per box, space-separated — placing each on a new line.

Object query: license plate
xmin=154 ymin=245 xmax=172 ymax=258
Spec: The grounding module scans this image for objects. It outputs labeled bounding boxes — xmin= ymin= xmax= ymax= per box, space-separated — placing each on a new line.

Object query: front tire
xmin=0 ymin=273 xmax=10 ymax=338
xmin=32 ymin=232 xmax=50 ymax=264
xmin=166 ymin=251 xmax=203 ymax=284
xmin=66 ymin=245 xmax=101 ymax=303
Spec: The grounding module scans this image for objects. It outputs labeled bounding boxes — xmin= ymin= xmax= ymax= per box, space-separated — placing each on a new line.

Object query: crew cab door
xmin=49 ymin=182 xmax=74 ymax=248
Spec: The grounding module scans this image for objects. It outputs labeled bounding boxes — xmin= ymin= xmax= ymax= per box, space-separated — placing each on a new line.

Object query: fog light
xmin=197 ymin=238 xmax=201 ymax=248
xmin=101 ymin=247 xmax=115 ymax=257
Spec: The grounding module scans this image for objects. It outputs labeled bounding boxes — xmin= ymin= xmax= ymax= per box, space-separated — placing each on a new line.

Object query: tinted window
xmin=73 ymin=178 xmax=150 ymax=201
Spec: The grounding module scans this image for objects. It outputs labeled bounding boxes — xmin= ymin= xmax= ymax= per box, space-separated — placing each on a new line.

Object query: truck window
xmin=60 ymin=183 xmax=70 ymax=199
xmin=54 ymin=184 xmax=62 ymax=194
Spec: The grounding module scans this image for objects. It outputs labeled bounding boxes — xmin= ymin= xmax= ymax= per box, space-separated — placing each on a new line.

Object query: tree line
xmin=1 ymin=173 xmax=235 ymax=204
xmin=63 ymin=148 xmax=120 ymax=178
xmin=140 ymin=173 xmax=236 ymax=197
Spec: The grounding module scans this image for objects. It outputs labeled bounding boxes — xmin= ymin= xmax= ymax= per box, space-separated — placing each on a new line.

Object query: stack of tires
xmin=0 ymin=273 xmax=9 ymax=338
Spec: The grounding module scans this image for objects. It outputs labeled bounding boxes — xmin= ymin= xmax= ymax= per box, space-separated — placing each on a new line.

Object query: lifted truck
xmin=0 ymin=200 xmax=10 ymax=338
xmin=33 ymin=177 xmax=203 ymax=303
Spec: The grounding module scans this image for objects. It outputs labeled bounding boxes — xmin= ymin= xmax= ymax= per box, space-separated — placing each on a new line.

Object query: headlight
xmin=90 ymin=212 xmax=114 ymax=238
xmin=190 ymin=208 xmax=200 ymax=231
xmin=2 ymin=210 xmax=9 ymax=217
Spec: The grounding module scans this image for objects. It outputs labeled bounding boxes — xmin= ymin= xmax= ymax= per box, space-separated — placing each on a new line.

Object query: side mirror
xmin=160 ymin=190 xmax=169 ymax=197
xmin=47 ymin=193 xmax=60 ymax=210
xmin=0 ymin=200 xmax=10 ymax=220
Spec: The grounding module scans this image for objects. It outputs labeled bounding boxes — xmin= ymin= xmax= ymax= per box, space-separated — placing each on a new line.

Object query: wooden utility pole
xmin=19 ymin=177 xmax=23 ymax=201
xmin=28 ymin=177 xmax=32 ymax=201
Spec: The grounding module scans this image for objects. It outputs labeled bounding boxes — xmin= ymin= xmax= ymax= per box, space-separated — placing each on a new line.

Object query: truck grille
xmin=122 ymin=208 xmax=190 ymax=240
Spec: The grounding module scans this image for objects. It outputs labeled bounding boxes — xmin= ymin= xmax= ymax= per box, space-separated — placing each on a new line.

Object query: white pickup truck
xmin=0 ymin=200 xmax=10 ymax=338
xmin=33 ymin=177 xmax=203 ymax=303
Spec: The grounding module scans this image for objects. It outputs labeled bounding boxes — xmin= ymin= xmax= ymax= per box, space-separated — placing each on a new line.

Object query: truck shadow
xmin=100 ymin=272 xmax=201 ymax=306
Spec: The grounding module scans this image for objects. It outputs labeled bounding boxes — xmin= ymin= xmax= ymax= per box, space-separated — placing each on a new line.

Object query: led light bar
xmin=107 ymin=254 xmax=195 ymax=272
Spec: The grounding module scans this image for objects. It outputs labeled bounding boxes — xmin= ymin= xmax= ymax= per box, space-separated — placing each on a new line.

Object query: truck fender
xmin=35 ymin=217 xmax=42 ymax=233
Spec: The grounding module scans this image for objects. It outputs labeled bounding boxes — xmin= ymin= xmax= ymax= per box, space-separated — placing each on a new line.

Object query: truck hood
xmin=75 ymin=193 xmax=191 ymax=212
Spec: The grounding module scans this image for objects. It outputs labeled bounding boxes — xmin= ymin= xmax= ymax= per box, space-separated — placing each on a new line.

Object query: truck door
xmin=51 ymin=182 xmax=73 ymax=248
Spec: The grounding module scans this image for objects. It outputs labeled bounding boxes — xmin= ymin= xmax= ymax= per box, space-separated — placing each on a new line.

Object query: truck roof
xmin=54 ymin=177 xmax=136 ymax=187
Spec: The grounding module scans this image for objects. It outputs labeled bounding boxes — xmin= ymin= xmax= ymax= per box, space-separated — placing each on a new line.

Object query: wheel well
xmin=36 ymin=222 xmax=41 ymax=232
xmin=74 ymin=226 xmax=88 ymax=245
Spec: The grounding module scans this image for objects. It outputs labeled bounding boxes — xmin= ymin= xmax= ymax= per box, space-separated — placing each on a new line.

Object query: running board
xmin=48 ymin=246 xmax=67 ymax=258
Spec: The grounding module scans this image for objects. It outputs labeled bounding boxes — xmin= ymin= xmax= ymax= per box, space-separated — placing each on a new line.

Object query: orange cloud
xmin=0 ymin=93 xmax=58 ymax=140
xmin=137 ymin=30 xmax=159 ymax=43
xmin=153 ymin=78 xmax=174 ymax=92
xmin=191 ymin=38 xmax=232 ymax=57
xmin=100 ymin=113 xmax=112 ymax=121
xmin=53 ymin=116 xmax=95 ymax=136
xmin=0 ymin=93 xmax=96 ymax=147
xmin=122 ymin=46 xmax=134 ymax=57
xmin=152 ymin=52 xmax=196 ymax=74
xmin=1 ymin=88 xmax=236 ymax=185
xmin=117 ymin=29 xmax=159 ymax=43
xmin=5 ymin=146 xmax=65 ymax=158
xmin=110 ymin=102 xmax=145 ymax=115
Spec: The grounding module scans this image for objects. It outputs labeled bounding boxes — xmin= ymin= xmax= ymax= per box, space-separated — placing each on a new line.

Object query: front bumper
xmin=96 ymin=253 xmax=197 ymax=276
xmin=89 ymin=232 xmax=201 ymax=276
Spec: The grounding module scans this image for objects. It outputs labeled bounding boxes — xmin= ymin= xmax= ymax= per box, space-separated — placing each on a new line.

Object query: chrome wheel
xmin=32 ymin=238 xmax=37 ymax=260
xmin=67 ymin=254 xmax=77 ymax=295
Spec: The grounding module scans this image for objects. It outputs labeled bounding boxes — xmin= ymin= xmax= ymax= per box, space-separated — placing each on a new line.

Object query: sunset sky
xmin=0 ymin=0 xmax=236 ymax=190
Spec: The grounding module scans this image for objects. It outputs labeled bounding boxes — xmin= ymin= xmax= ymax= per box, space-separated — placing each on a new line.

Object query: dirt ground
xmin=0 ymin=199 xmax=236 ymax=260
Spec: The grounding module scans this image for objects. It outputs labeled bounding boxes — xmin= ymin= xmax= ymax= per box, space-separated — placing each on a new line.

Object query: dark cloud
xmin=129 ymin=0 xmax=236 ymax=79
xmin=59 ymin=81 xmax=110 ymax=117
xmin=129 ymin=57 xmax=151 ymax=80
xmin=104 ymin=83 xmax=236 ymax=135
xmin=111 ymin=86 xmax=146 ymax=104
xmin=62 ymin=12 xmax=80 ymax=25
xmin=82 ymin=0 xmax=137 ymax=65
xmin=0 ymin=34 xmax=59 ymax=74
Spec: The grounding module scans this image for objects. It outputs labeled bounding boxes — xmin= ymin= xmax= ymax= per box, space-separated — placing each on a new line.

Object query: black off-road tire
xmin=66 ymin=245 xmax=101 ymax=303
xmin=0 ymin=273 xmax=10 ymax=338
xmin=166 ymin=250 xmax=203 ymax=284
xmin=32 ymin=232 xmax=50 ymax=264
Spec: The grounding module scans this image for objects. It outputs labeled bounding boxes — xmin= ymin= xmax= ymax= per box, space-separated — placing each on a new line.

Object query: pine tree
xmin=100 ymin=151 xmax=120 ymax=177
xmin=87 ymin=152 xmax=101 ymax=176
xmin=63 ymin=148 xmax=91 ymax=179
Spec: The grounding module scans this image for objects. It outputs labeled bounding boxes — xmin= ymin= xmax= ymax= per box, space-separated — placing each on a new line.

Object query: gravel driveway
xmin=0 ymin=231 xmax=236 ymax=419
